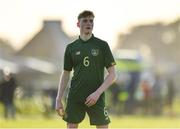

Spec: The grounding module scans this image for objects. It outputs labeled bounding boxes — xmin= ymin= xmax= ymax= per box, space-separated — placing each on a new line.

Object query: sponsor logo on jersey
xmin=91 ymin=49 xmax=99 ymax=56
xmin=76 ymin=51 xmax=81 ymax=55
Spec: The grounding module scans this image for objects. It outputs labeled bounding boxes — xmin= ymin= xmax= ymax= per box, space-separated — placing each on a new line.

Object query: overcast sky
xmin=0 ymin=0 xmax=180 ymax=50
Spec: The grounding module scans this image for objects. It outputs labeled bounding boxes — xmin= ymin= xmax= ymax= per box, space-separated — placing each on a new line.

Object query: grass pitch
xmin=0 ymin=114 xmax=180 ymax=128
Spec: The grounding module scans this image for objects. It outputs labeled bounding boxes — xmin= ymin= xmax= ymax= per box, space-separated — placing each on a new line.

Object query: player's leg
xmin=96 ymin=124 xmax=108 ymax=129
xmin=67 ymin=123 xmax=78 ymax=128
xmin=86 ymin=94 xmax=110 ymax=126
xmin=63 ymin=99 xmax=86 ymax=125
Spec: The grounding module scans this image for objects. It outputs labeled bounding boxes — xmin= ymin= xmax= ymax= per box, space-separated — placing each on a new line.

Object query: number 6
xmin=83 ymin=56 xmax=89 ymax=67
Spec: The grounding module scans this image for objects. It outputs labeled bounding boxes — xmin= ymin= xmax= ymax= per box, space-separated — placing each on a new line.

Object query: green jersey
xmin=64 ymin=35 xmax=116 ymax=101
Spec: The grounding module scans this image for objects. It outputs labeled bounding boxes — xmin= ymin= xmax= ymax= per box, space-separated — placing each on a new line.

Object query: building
xmin=16 ymin=20 xmax=73 ymax=90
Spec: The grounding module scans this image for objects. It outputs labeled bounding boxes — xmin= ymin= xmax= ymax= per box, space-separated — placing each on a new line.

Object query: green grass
xmin=111 ymin=115 xmax=180 ymax=128
xmin=1 ymin=114 xmax=180 ymax=128
xmin=1 ymin=97 xmax=180 ymax=128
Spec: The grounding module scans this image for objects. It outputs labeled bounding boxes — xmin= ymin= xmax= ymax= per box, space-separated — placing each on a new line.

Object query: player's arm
xmin=56 ymin=70 xmax=71 ymax=116
xmin=97 ymin=65 xmax=116 ymax=94
xmin=85 ymin=65 xmax=116 ymax=107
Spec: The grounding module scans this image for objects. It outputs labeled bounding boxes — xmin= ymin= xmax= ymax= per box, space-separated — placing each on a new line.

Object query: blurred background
xmin=0 ymin=0 xmax=180 ymax=128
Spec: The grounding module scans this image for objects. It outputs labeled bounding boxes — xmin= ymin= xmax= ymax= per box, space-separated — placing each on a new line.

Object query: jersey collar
xmin=79 ymin=34 xmax=94 ymax=43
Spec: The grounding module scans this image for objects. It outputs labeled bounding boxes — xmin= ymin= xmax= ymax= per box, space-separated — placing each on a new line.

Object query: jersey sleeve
xmin=104 ymin=42 xmax=116 ymax=68
xmin=64 ymin=45 xmax=73 ymax=71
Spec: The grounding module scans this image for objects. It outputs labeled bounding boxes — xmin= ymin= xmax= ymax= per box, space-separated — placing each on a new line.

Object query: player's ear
xmin=77 ymin=21 xmax=80 ymax=28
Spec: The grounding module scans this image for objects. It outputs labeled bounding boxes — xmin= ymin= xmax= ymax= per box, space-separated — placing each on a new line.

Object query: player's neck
xmin=80 ymin=33 xmax=92 ymax=41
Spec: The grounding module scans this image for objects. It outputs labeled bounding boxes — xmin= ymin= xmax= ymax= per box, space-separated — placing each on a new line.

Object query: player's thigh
xmin=86 ymin=100 xmax=110 ymax=125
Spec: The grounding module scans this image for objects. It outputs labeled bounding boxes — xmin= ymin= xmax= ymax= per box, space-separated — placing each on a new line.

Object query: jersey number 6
xmin=83 ymin=56 xmax=89 ymax=67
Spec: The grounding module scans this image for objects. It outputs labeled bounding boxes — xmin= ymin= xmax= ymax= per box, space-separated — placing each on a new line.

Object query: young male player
xmin=56 ymin=10 xmax=116 ymax=129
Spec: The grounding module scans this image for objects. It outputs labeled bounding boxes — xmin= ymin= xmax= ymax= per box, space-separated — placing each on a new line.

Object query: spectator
xmin=141 ymin=79 xmax=152 ymax=115
xmin=166 ymin=78 xmax=175 ymax=116
xmin=0 ymin=67 xmax=17 ymax=119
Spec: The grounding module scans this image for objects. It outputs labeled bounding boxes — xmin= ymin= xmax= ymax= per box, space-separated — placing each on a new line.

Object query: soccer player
xmin=55 ymin=10 xmax=116 ymax=129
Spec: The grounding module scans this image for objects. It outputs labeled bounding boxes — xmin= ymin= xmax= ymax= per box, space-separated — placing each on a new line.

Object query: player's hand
xmin=55 ymin=100 xmax=65 ymax=117
xmin=85 ymin=91 xmax=101 ymax=107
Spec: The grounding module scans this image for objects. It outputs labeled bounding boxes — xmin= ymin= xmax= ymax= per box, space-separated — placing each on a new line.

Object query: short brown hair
xmin=78 ymin=10 xmax=95 ymax=20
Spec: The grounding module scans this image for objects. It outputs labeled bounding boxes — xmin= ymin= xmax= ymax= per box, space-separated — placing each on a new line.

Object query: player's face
xmin=77 ymin=16 xmax=94 ymax=35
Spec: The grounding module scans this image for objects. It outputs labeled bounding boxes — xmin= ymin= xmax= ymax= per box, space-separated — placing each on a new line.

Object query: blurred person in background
xmin=124 ymin=71 xmax=141 ymax=114
xmin=0 ymin=67 xmax=17 ymax=119
xmin=151 ymin=73 xmax=163 ymax=115
xmin=141 ymin=79 xmax=152 ymax=115
xmin=0 ymin=71 xmax=2 ymax=102
xmin=166 ymin=78 xmax=175 ymax=116
xmin=55 ymin=10 xmax=116 ymax=129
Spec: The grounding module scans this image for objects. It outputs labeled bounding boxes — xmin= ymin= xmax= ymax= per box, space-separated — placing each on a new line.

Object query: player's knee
xmin=67 ymin=123 xmax=78 ymax=128
xmin=96 ymin=124 xmax=108 ymax=129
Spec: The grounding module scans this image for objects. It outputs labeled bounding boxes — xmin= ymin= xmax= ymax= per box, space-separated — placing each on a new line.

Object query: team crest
xmin=91 ymin=49 xmax=99 ymax=56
